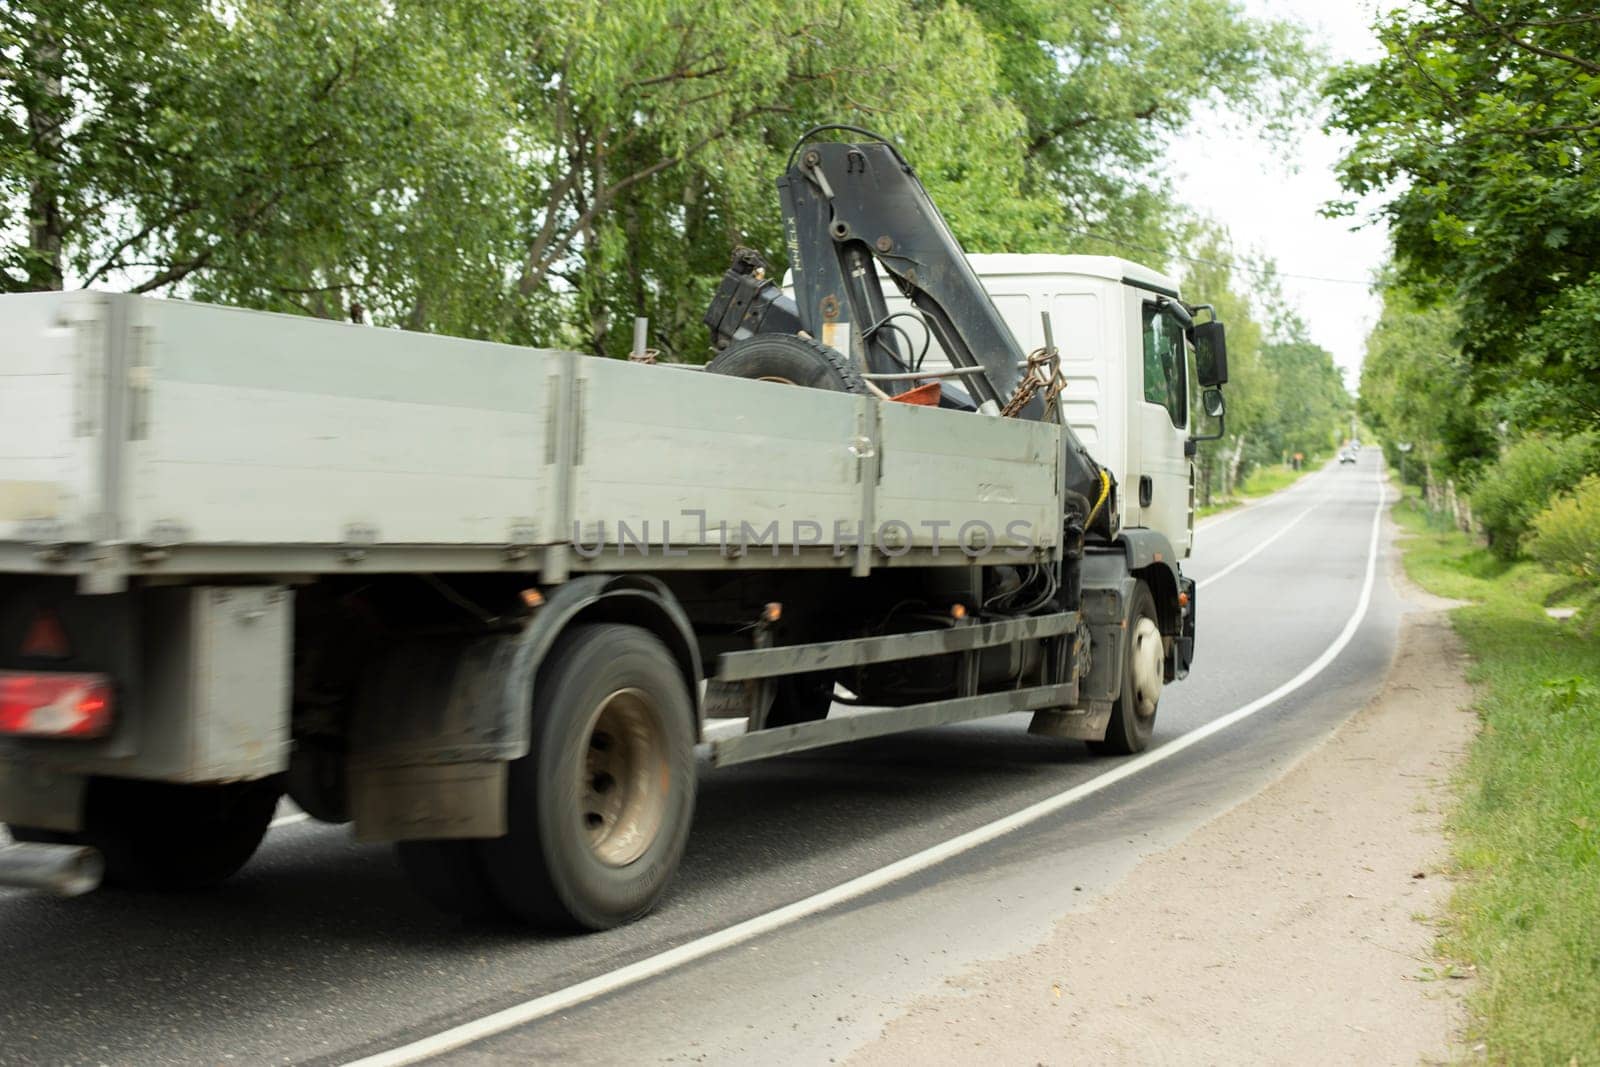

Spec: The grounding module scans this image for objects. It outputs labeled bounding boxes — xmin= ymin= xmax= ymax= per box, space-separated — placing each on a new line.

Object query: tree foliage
xmin=1 ymin=0 xmax=523 ymax=329
xmin=1257 ymin=335 xmax=1352 ymax=461
xmin=2 ymin=0 xmax=1314 ymax=361
xmin=500 ymin=0 xmax=1048 ymax=356
xmin=1327 ymin=1 xmax=1600 ymax=432
xmin=948 ymin=0 xmax=1316 ymax=251
xmin=1180 ymin=229 xmax=1353 ymax=500
xmin=1470 ymin=431 xmax=1600 ymax=560
xmin=1528 ymin=473 xmax=1600 ymax=581
xmin=1358 ymin=279 xmax=1495 ymax=488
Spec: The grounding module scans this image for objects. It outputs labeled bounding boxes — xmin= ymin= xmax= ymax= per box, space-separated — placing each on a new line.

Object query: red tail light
xmin=0 ymin=672 xmax=113 ymax=739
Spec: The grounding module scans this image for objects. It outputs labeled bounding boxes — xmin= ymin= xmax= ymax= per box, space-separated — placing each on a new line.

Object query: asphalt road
xmin=0 ymin=452 xmax=1399 ymax=1066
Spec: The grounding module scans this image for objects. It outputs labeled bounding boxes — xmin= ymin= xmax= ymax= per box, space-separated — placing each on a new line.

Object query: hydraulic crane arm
xmin=782 ymin=139 xmax=1023 ymax=414
xmin=705 ymin=131 xmax=1115 ymax=539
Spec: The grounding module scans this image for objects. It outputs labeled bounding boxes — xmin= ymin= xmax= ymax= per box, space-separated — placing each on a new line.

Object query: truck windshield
xmin=1141 ymin=304 xmax=1187 ymax=429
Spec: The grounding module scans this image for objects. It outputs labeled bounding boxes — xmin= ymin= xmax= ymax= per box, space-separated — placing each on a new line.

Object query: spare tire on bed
xmin=705 ymin=334 xmax=867 ymax=394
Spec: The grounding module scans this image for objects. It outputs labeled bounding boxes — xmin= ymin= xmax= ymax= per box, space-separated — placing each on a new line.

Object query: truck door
xmin=1133 ymin=298 xmax=1192 ymax=554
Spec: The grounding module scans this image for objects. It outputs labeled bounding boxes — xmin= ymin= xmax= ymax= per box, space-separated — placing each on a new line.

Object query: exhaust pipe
xmin=0 ymin=842 xmax=103 ymax=896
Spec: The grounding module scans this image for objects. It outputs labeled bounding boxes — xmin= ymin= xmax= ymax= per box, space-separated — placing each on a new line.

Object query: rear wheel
xmin=706 ymin=334 xmax=866 ymax=394
xmin=478 ymin=623 xmax=695 ymax=930
xmin=12 ymin=776 xmax=282 ymax=890
xmin=1088 ymin=581 xmax=1163 ymax=756
xmin=395 ymin=838 xmax=503 ymax=920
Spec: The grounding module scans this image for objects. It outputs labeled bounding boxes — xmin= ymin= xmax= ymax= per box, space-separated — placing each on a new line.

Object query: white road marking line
xmin=1195 ymin=501 xmax=1321 ymax=591
xmin=346 ymin=465 xmax=1388 ymax=1067
xmin=1194 ymin=462 xmax=1329 ymax=533
xmin=269 ymin=812 xmax=310 ymax=829
xmin=1194 ymin=497 xmax=1270 ymax=533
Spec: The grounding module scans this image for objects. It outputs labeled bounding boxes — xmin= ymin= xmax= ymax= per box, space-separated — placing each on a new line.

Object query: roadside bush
xmin=1470 ymin=432 xmax=1600 ymax=560
xmin=1529 ymin=474 xmax=1600 ymax=582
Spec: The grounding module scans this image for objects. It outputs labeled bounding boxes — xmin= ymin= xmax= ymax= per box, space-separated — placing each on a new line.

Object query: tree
xmin=1327 ymin=1 xmax=1600 ymax=433
xmin=1256 ymin=336 xmax=1351 ymax=461
xmin=504 ymin=0 xmax=1045 ymax=358
xmin=952 ymin=0 xmax=1317 ymax=252
xmin=1175 ymin=229 xmax=1354 ymax=502
xmin=1178 ymin=228 xmax=1268 ymax=500
xmin=1358 ymin=280 xmax=1494 ymax=496
xmin=1 ymin=0 xmax=523 ymax=334
xmin=1 ymin=0 xmax=207 ymax=292
xmin=3 ymin=0 xmax=1322 ymax=363
xmin=2 ymin=0 xmax=1042 ymax=351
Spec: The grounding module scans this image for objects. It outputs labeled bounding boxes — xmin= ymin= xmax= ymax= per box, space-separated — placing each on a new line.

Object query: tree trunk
xmin=1424 ymin=460 xmax=1443 ymax=511
xmin=583 ymin=140 xmax=609 ymax=358
xmin=1225 ymin=435 xmax=1247 ymax=497
xmin=24 ymin=29 xmax=66 ymax=291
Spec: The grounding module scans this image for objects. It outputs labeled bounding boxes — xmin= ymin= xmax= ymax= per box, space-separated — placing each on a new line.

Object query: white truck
xmin=0 ymin=133 xmax=1228 ymax=929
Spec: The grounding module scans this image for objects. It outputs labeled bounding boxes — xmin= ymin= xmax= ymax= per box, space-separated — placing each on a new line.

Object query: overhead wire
xmin=1059 ymin=225 xmax=1373 ymax=288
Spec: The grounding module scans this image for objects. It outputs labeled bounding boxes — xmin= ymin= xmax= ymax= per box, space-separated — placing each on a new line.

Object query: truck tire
xmin=705 ymin=334 xmax=867 ymax=393
xmin=395 ymin=839 xmax=503 ymax=920
xmin=1088 ymin=581 xmax=1162 ymax=756
xmin=286 ymin=741 xmax=350 ymax=824
xmin=765 ymin=671 xmax=836 ymax=727
xmin=479 ymin=623 xmax=695 ymax=930
xmin=11 ymin=776 xmax=282 ymax=890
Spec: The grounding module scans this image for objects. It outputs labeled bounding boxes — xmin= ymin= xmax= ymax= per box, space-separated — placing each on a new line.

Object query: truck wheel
xmin=706 ymin=334 xmax=867 ymax=393
xmin=286 ymin=740 xmax=349 ymax=824
xmin=36 ymin=776 xmax=282 ymax=890
xmin=1089 ymin=581 xmax=1162 ymax=756
xmin=765 ymin=671 xmax=836 ymax=727
xmin=395 ymin=839 xmax=504 ymax=920
xmin=479 ymin=623 xmax=695 ymax=930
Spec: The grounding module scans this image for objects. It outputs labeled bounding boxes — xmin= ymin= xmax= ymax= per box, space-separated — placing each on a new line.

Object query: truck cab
xmin=880 ymin=254 xmax=1196 ymax=557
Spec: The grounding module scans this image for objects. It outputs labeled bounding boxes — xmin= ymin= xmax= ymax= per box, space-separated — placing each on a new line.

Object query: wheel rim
xmin=580 ymin=687 xmax=669 ymax=868
xmin=757 ymin=375 xmax=799 ymax=385
xmin=1129 ymin=616 xmax=1164 ymax=720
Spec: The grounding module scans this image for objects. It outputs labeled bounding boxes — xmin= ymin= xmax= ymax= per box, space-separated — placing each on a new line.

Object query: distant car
xmin=1339 ymin=449 xmax=1356 ymax=464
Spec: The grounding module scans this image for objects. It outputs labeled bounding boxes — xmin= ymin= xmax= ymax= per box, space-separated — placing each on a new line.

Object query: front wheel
xmin=478 ymin=623 xmax=696 ymax=930
xmin=1088 ymin=581 xmax=1163 ymax=755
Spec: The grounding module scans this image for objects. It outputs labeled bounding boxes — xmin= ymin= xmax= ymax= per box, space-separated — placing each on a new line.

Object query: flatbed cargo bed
xmin=0 ymin=293 xmax=1063 ymax=590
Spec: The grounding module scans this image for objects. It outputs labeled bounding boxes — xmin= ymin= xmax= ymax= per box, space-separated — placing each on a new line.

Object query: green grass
xmin=1391 ymin=492 xmax=1600 ymax=1065
xmin=1196 ymin=459 xmax=1322 ymax=518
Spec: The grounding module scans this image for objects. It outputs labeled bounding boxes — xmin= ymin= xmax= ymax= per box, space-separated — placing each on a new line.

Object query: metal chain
xmin=1001 ymin=347 xmax=1065 ymax=418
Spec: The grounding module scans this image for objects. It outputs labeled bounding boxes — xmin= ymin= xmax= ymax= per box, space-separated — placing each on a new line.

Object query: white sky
xmin=1169 ymin=0 xmax=1387 ymax=390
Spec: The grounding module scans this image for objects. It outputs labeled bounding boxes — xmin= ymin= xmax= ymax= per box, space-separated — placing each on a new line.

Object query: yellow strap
xmin=1085 ymin=469 xmax=1111 ymax=527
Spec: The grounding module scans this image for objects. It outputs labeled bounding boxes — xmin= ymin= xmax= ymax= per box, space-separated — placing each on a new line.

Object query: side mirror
xmin=1193 ymin=321 xmax=1229 ymax=387
xmin=1187 ymin=386 xmax=1227 ymax=455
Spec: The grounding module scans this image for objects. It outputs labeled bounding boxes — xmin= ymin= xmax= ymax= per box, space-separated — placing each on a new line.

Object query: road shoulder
xmin=849 ymin=584 xmax=1477 ymax=1066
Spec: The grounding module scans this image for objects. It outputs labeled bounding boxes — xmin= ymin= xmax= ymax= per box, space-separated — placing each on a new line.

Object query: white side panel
xmin=0 ymin=292 xmax=104 ymax=542
xmin=574 ymin=360 xmax=863 ymax=548
xmin=130 ymin=300 xmax=556 ymax=546
xmin=1051 ymin=288 xmax=1111 ymax=449
xmin=876 ymin=402 xmax=1059 ymax=551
